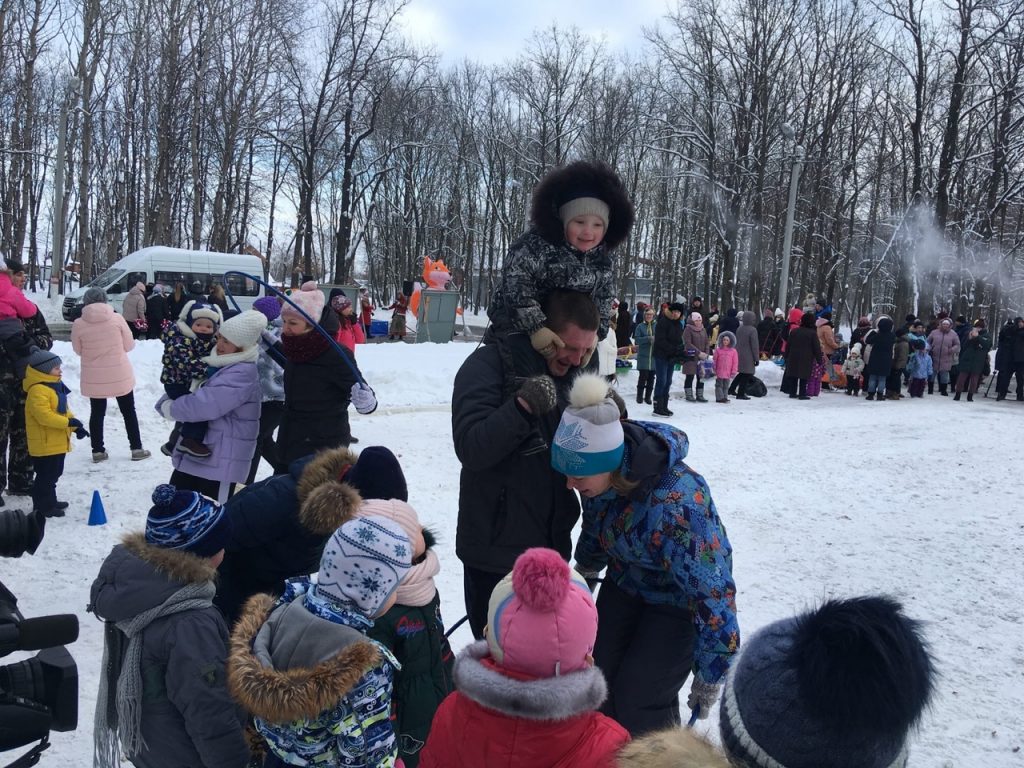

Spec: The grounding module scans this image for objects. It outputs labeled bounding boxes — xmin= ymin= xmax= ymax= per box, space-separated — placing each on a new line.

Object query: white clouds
xmin=398 ymin=0 xmax=669 ymax=65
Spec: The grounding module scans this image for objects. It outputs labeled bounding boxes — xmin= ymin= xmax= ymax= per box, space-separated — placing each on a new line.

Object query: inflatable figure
xmin=410 ymin=256 xmax=461 ymax=317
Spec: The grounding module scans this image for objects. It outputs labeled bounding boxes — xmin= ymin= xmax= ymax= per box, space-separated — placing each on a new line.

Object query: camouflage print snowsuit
xmin=0 ymin=310 xmax=53 ymax=493
xmin=487 ymin=230 xmax=615 ymax=340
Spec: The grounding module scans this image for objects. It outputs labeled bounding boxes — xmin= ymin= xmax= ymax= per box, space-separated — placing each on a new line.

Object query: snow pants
xmin=955 ymin=371 xmax=980 ymax=395
xmin=0 ymin=376 xmax=32 ymax=493
xmin=463 ymin=564 xmax=505 ymax=640
xmin=653 ymin=357 xmax=674 ymax=401
xmin=715 ymin=377 xmax=730 ymax=401
xmin=909 ymin=378 xmax=926 ymax=398
xmin=593 ymin=578 xmax=695 ymax=737
xmin=89 ymin=393 xmax=143 ymax=454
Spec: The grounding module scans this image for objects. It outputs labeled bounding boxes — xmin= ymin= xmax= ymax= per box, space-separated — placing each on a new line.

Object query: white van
xmin=62 ymin=246 xmax=265 ymax=321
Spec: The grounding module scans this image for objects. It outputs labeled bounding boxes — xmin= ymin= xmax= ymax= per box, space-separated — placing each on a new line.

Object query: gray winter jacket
xmin=89 ymin=533 xmax=249 ymax=768
xmin=736 ymin=311 xmax=759 ymax=374
xmin=487 ymin=230 xmax=614 ymax=340
xmin=256 ymin=319 xmax=284 ymax=402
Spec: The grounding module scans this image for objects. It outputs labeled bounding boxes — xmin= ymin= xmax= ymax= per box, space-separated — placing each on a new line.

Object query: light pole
xmin=49 ymin=76 xmax=80 ymax=299
xmin=777 ymin=124 xmax=804 ymax=313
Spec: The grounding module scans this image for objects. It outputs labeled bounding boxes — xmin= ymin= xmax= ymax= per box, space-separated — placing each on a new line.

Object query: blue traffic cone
xmin=88 ymin=490 xmax=107 ymax=526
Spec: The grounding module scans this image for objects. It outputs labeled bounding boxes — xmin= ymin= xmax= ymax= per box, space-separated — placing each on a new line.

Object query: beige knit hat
xmin=558 ymin=197 xmax=609 ymax=230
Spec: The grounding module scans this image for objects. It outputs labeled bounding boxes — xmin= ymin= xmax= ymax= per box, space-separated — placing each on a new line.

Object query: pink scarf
xmin=396 ymin=549 xmax=439 ymax=607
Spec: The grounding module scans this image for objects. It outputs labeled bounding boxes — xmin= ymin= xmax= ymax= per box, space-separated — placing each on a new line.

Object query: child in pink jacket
xmin=0 ymin=257 xmax=40 ymax=351
xmin=713 ymin=331 xmax=739 ymax=403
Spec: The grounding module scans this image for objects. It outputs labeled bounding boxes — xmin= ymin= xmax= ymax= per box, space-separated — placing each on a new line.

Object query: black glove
xmin=68 ymin=418 xmax=83 ymax=429
xmin=516 ymin=375 xmax=557 ymax=416
xmin=74 ymin=427 xmax=90 ymax=440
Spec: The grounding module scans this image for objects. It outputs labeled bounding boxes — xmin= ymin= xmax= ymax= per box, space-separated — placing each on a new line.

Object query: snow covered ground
xmin=2 ymin=332 xmax=1022 ymax=766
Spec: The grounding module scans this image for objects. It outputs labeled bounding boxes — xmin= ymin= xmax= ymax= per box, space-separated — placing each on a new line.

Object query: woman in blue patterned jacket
xmin=550 ymin=374 xmax=739 ymax=737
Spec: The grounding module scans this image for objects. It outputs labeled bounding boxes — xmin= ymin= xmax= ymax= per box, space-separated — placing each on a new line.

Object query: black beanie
xmin=720 ymin=596 xmax=934 ymax=768
xmin=344 ymin=446 xmax=408 ymax=502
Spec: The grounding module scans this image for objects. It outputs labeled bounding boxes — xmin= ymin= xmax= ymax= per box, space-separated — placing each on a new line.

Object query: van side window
xmin=155 ymin=271 xmax=188 ymax=288
xmin=222 ymin=272 xmax=260 ymax=297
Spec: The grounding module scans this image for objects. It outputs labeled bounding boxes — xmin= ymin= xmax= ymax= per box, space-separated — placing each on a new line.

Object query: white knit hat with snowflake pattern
xmin=316 ymin=515 xmax=412 ymax=617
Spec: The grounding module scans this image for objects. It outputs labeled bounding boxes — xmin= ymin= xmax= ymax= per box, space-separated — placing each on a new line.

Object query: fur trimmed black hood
xmin=530 ymin=160 xmax=635 ymax=250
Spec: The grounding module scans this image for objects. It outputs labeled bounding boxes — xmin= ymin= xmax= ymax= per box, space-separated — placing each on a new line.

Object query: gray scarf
xmin=93 ymin=581 xmax=216 ymax=768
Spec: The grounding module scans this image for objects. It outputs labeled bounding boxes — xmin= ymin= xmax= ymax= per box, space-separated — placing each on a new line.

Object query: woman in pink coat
xmin=71 ymin=288 xmax=150 ymax=463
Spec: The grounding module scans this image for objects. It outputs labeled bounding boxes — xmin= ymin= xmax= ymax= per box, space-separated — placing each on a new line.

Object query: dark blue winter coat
xmin=215 ymin=447 xmax=360 ymax=625
xmin=574 ymin=420 xmax=739 ymax=685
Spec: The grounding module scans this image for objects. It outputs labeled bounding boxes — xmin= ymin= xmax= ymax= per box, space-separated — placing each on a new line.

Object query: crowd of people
xmin=613 ymin=294 xmax=1024 ymax=407
xmin=0 ymin=157 xmax=1003 ymax=768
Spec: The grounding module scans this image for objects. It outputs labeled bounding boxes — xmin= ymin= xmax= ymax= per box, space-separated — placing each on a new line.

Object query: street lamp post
xmin=777 ymin=125 xmax=804 ymax=313
xmin=49 ymin=76 xmax=80 ymax=299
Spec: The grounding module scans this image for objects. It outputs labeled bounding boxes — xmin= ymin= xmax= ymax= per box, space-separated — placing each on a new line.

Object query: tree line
xmin=2 ymin=0 xmax=1023 ymax=326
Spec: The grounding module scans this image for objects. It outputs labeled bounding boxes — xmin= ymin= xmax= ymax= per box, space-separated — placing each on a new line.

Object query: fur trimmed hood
xmin=295 ymin=446 xmax=359 ymax=502
xmin=454 ymin=640 xmax=608 ymax=721
xmin=227 ymin=593 xmax=381 ymax=723
xmin=616 ymin=728 xmax=730 ymax=767
xmin=296 ymin=447 xmax=362 ymax=535
xmin=530 ymin=160 xmax=635 ymax=250
xmin=90 ymin=532 xmax=219 ymax=623
xmin=121 ymin=531 xmax=218 ymax=584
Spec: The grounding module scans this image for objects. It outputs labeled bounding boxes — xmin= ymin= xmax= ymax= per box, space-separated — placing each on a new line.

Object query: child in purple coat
xmin=713 ymin=331 xmax=739 ymax=403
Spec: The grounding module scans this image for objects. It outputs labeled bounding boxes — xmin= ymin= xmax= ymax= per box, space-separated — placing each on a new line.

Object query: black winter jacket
xmin=274 ymin=339 xmax=361 ymax=466
xmin=784 ymin=327 xmax=822 ymax=379
xmin=146 ymin=293 xmax=171 ymax=329
xmin=1011 ymin=323 xmax=1024 ymax=364
xmin=865 ymin=319 xmax=896 ymax=376
xmin=452 ymin=333 xmax=581 ymax=574
xmin=216 ymin=448 xmax=360 ymax=625
xmin=653 ymin=314 xmax=684 ymax=360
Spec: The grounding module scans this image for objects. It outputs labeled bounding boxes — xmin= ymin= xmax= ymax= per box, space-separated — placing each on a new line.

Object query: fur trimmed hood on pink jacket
xmin=71 ymin=302 xmax=136 ymax=398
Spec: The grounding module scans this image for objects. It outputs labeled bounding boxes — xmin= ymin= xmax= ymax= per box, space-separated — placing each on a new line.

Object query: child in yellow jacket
xmin=23 ymin=350 xmax=88 ymax=517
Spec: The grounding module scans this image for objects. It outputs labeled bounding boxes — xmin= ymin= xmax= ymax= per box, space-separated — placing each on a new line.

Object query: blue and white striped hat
xmin=146 ymin=484 xmax=230 ymax=557
xmin=551 ymin=374 xmax=625 ymax=477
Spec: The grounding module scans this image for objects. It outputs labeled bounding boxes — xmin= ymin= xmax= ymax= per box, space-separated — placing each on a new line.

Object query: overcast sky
xmin=397 ymin=0 xmax=671 ymax=66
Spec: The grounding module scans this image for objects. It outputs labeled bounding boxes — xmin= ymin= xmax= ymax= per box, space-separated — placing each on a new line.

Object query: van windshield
xmin=87 ymin=267 xmax=125 ymax=289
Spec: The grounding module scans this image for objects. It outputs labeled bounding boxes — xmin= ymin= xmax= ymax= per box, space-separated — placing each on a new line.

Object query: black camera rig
xmin=1 ymin=515 xmax=79 ymax=767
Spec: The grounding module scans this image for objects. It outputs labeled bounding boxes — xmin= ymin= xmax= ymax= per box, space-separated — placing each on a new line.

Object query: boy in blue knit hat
xmin=91 ymin=484 xmax=249 ymax=768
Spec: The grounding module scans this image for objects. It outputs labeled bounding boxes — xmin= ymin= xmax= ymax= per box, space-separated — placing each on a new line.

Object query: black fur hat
xmin=720 ymin=596 xmax=934 ymax=768
xmin=530 ymin=160 xmax=635 ymax=250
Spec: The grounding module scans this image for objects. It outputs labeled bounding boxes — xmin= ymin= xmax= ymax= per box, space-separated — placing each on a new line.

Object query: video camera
xmin=1 ymin=509 xmax=78 ymax=766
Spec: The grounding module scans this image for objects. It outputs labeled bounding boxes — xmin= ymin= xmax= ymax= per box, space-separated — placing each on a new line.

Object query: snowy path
xmin=1 ymin=340 xmax=1021 ymax=766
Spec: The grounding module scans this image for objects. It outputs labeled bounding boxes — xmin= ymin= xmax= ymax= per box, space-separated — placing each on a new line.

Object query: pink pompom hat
xmin=485 ymin=548 xmax=598 ymax=678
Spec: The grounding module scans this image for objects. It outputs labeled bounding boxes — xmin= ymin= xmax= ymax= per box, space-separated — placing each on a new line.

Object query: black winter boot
xmin=967 ymin=392 xmax=974 ymax=402
xmin=636 ymin=390 xmax=644 ymax=404
xmin=928 ymin=381 xmax=934 ymax=395
xmin=953 ymin=391 xmax=961 ymax=401
xmin=940 ymin=383 xmax=948 ymax=396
